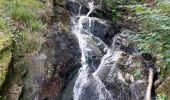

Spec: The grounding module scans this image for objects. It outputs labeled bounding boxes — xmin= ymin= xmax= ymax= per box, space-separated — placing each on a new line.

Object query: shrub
xmin=124 ymin=1 xmax=170 ymax=78
xmin=11 ymin=5 xmax=34 ymax=24
xmin=157 ymin=93 xmax=168 ymax=100
xmin=29 ymin=20 xmax=45 ymax=31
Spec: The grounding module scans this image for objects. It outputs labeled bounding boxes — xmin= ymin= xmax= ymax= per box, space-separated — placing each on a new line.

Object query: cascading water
xmin=68 ymin=0 xmax=151 ymax=100
xmin=71 ymin=1 xmax=113 ymax=100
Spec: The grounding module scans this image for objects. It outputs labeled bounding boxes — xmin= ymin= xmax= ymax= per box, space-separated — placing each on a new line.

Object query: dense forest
xmin=0 ymin=0 xmax=169 ymax=100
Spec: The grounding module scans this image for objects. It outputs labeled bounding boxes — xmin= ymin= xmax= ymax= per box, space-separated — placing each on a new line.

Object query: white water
xmin=86 ymin=1 xmax=95 ymax=16
xmin=71 ymin=1 xmax=112 ymax=100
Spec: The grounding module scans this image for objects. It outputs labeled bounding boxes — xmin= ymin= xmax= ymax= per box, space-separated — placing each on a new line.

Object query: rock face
xmin=0 ymin=33 xmax=12 ymax=89
xmin=20 ymin=24 xmax=81 ymax=100
xmin=19 ymin=1 xmax=82 ymax=99
xmin=66 ymin=0 xmax=113 ymax=20
xmin=2 ymin=0 xmax=81 ymax=100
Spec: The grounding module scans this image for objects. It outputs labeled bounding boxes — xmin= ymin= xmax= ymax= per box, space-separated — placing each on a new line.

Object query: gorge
xmin=1 ymin=0 xmax=167 ymax=100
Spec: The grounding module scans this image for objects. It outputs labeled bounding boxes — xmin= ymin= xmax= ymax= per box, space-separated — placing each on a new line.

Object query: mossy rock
xmin=0 ymin=33 xmax=12 ymax=89
xmin=156 ymin=76 xmax=170 ymax=99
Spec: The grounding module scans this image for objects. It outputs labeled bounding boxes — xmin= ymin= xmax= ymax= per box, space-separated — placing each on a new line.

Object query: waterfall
xmin=71 ymin=0 xmax=113 ymax=100
xmin=86 ymin=1 xmax=94 ymax=16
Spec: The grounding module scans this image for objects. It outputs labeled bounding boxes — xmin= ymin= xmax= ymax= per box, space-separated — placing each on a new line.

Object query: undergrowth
xmin=0 ymin=0 xmax=46 ymax=98
xmin=0 ymin=0 xmax=46 ymax=57
xmin=126 ymin=1 xmax=170 ymax=78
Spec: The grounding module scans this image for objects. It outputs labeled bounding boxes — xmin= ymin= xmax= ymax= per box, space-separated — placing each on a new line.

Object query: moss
xmin=0 ymin=1 xmax=45 ymax=97
xmin=0 ymin=18 xmax=7 ymax=31
xmin=157 ymin=93 xmax=168 ymax=100
xmin=0 ymin=34 xmax=12 ymax=88
xmin=0 ymin=50 xmax=12 ymax=87
xmin=0 ymin=34 xmax=12 ymax=87
xmin=0 ymin=34 xmax=11 ymax=52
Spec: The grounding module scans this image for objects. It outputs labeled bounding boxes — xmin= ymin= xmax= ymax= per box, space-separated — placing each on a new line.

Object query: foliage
xmin=0 ymin=0 xmax=46 ymax=97
xmin=104 ymin=0 xmax=141 ymax=22
xmin=157 ymin=0 xmax=170 ymax=14
xmin=133 ymin=69 xmax=141 ymax=80
xmin=157 ymin=93 xmax=168 ymax=100
xmin=104 ymin=0 xmax=138 ymax=7
xmin=121 ymin=1 xmax=170 ymax=78
xmin=0 ymin=0 xmax=45 ymax=95
xmin=0 ymin=0 xmax=46 ymax=57
xmin=29 ymin=20 xmax=45 ymax=31
xmin=0 ymin=18 xmax=7 ymax=30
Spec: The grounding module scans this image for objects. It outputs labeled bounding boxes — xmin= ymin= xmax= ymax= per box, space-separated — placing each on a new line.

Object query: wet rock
xmin=112 ymin=35 xmax=137 ymax=54
xmin=90 ymin=20 xmax=117 ymax=46
xmin=57 ymin=78 xmax=76 ymax=100
xmin=89 ymin=5 xmax=113 ymax=21
xmin=67 ymin=0 xmax=113 ymax=20
xmin=78 ymin=78 xmax=100 ymax=100
xmin=81 ymin=17 xmax=118 ymax=46
xmin=66 ymin=1 xmax=89 ymax=16
xmin=82 ymin=36 xmax=105 ymax=71
xmin=92 ymin=34 xmax=155 ymax=100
